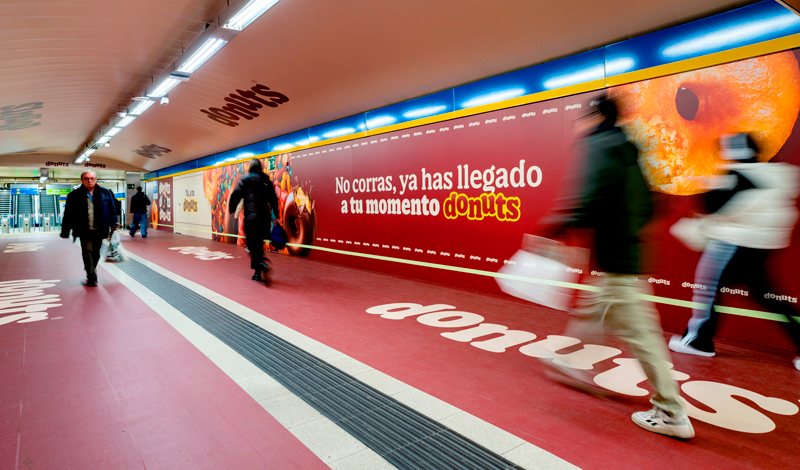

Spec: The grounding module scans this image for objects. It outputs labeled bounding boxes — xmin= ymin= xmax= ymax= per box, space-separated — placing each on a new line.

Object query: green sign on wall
xmin=46 ymin=188 xmax=71 ymax=195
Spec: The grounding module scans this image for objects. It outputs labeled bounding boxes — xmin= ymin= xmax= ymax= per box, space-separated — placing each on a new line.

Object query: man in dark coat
xmin=228 ymin=159 xmax=279 ymax=281
xmin=129 ymin=186 xmax=151 ymax=238
xmin=60 ymin=170 xmax=118 ymax=286
xmin=539 ymin=96 xmax=693 ymax=439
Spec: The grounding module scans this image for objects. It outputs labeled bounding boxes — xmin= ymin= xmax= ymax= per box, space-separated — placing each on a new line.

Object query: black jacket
xmin=130 ymin=191 xmax=151 ymax=214
xmin=546 ymin=127 xmax=653 ymax=274
xmin=228 ymin=170 xmax=280 ymax=233
xmin=61 ymin=185 xmax=118 ymax=238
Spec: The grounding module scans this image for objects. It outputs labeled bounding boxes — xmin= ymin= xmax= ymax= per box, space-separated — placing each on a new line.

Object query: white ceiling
xmin=0 ymin=0 xmax=759 ymax=171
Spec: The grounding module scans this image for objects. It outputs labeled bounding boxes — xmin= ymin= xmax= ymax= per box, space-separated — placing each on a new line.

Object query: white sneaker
xmin=793 ymin=357 xmax=800 ymax=371
xmin=669 ymin=335 xmax=715 ymax=357
xmin=632 ymin=407 xmax=695 ymax=439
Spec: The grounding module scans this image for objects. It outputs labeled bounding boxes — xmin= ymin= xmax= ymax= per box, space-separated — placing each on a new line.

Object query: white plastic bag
xmin=105 ymin=231 xmax=127 ymax=262
xmin=669 ymin=217 xmax=708 ymax=252
xmin=496 ymin=236 xmax=587 ymax=311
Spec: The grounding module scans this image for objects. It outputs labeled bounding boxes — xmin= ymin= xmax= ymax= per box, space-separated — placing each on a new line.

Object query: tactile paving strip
xmin=117 ymin=259 xmax=525 ymax=470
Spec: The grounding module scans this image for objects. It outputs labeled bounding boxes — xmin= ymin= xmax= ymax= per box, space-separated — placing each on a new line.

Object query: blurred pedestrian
xmin=539 ymin=95 xmax=693 ymax=439
xmin=60 ymin=170 xmax=118 ymax=286
xmin=669 ymin=133 xmax=800 ymax=370
xmin=129 ymin=186 xmax=151 ymax=238
xmin=228 ymin=159 xmax=279 ymax=282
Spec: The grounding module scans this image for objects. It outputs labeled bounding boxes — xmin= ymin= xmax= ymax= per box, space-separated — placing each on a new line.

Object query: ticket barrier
xmin=22 ymin=217 xmax=30 ymax=233
xmin=0 ymin=217 xmax=8 ymax=234
xmin=43 ymin=217 xmax=50 ymax=232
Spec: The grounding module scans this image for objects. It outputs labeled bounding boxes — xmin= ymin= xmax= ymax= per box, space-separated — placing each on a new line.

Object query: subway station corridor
xmin=1 ymin=230 xmax=797 ymax=469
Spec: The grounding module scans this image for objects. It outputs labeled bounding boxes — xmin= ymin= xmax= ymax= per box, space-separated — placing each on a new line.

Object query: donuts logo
xmin=442 ymin=192 xmax=521 ymax=222
xmin=0 ymin=279 xmax=62 ymax=328
xmin=201 ymin=84 xmax=289 ymax=128
xmin=183 ymin=198 xmax=198 ymax=213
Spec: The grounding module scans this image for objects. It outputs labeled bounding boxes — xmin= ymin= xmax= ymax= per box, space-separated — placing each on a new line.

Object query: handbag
xmin=105 ymin=231 xmax=127 ymax=262
xmin=496 ymin=235 xmax=588 ymax=311
xmin=669 ymin=217 xmax=708 ymax=252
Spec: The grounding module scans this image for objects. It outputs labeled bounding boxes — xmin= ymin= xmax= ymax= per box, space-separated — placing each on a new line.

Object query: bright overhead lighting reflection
xmin=460 ymin=88 xmax=526 ymax=108
xmin=104 ymin=127 xmax=122 ymax=137
xmin=129 ymin=100 xmax=155 ymax=115
xmin=117 ymin=116 xmax=136 ymax=127
xmin=97 ymin=136 xmax=111 ymax=144
xmin=224 ymin=0 xmax=280 ymax=31
xmin=147 ymin=78 xmax=181 ymax=98
xmin=366 ymin=115 xmax=397 ymax=129
xmin=605 ymin=56 xmax=637 ymax=76
xmin=403 ymin=105 xmax=447 ymax=119
xmin=238 ymin=152 xmax=255 ymax=158
xmin=322 ymin=127 xmax=356 ymax=139
xmin=661 ymin=12 xmax=800 ymax=58
xmin=542 ymin=64 xmax=605 ymax=90
xmin=272 ymin=143 xmax=293 ymax=151
xmin=177 ymin=38 xmax=228 ymax=73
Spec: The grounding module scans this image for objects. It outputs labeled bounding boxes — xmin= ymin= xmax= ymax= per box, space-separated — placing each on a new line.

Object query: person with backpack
xmin=669 ymin=133 xmax=800 ymax=371
xmin=129 ymin=186 xmax=151 ymax=237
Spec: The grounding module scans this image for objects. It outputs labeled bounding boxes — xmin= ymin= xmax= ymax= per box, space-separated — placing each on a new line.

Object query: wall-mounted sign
xmin=45 ymin=188 xmax=70 ymax=195
xmin=0 ymin=102 xmax=43 ymax=132
xmin=11 ymin=188 xmax=38 ymax=195
xmin=133 ymin=144 xmax=172 ymax=159
xmin=200 ymin=84 xmax=289 ymax=127
xmin=127 ymin=184 xmax=135 ymax=189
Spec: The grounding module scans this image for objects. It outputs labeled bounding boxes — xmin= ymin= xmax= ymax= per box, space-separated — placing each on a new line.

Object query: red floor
xmin=3 ymin=230 xmax=800 ymax=470
xmin=0 ymin=234 xmax=328 ymax=470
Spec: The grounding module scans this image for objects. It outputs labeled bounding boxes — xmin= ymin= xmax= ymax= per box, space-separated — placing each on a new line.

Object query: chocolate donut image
xmin=281 ymin=187 xmax=316 ymax=257
xmin=611 ymin=51 xmax=800 ymax=195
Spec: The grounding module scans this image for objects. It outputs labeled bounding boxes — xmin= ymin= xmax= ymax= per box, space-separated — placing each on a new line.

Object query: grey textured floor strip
xmin=117 ymin=259 xmax=525 ymax=470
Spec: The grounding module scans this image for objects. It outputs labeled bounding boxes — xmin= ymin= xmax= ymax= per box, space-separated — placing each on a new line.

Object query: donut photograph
xmin=611 ymin=51 xmax=800 ymax=195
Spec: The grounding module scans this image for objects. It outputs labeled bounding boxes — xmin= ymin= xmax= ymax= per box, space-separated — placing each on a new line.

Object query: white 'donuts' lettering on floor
xmin=0 ymin=279 xmax=62 ymax=327
xmin=4 ymin=243 xmax=45 ymax=253
xmin=367 ymin=302 xmax=800 ymax=434
xmin=169 ymin=246 xmax=235 ymax=260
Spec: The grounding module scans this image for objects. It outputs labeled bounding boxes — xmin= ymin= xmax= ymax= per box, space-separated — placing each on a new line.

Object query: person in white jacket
xmin=669 ymin=133 xmax=800 ymax=370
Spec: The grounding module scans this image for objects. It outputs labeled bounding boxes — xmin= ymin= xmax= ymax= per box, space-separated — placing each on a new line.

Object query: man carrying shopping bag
xmin=538 ymin=95 xmax=694 ymax=439
xmin=60 ymin=170 xmax=118 ymax=286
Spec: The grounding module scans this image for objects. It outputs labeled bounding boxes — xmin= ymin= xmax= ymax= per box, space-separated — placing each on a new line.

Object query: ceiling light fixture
xmin=177 ymin=38 xmax=228 ymax=73
xmin=104 ymin=127 xmax=122 ymax=137
xmin=97 ymin=136 xmax=111 ymax=144
xmin=129 ymin=99 xmax=155 ymax=115
xmin=117 ymin=116 xmax=136 ymax=127
xmin=147 ymin=78 xmax=181 ymax=98
xmin=224 ymin=0 xmax=280 ymax=31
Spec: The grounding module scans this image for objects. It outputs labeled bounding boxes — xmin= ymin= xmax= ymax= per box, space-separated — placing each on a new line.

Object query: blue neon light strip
xmin=149 ymin=0 xmax=799 ymax=179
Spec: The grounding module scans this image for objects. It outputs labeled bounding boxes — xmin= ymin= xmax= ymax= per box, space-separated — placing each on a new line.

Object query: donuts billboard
xmin=162 ymin=48 xmax=800 ymax=349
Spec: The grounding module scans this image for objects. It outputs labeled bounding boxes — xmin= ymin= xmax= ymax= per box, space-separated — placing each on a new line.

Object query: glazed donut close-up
xmin=611 ymin=51 xmax=800 ymax=195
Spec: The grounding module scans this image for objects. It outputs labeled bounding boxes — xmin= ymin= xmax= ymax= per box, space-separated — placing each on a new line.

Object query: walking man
xmin=129 ymin=186 xmax=151 ymax=238
xmin=228 ymin=159 xmax=280 ymax=282
xmin=60 ymin=170 xmax=118 ymax=286
xmin=540 ymin=96 xmax=694 ymax=439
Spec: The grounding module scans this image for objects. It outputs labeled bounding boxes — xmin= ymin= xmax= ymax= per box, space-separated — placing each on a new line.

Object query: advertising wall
xmin=156 ymin=48 xmax=800 ymax=350
xmin=174 ymin=172 xmax=213 ymax=239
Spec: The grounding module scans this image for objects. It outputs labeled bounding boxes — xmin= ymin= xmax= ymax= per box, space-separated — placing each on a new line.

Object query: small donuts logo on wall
xmin=366 ymin=303 xmax=800 ymax=434
xmin=0 ymin=279 xmax=62 ymax=327
xmin=168 ymin=246 xmax=234 ymax=260
xmin=200 ymin=84 xmax=289 ymax=127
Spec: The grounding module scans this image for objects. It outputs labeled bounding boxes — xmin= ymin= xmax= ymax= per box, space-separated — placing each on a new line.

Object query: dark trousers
xmin=245 ymin=227 xmax=266 ymax=270
xmin=80 ymin=231 xmax=105 ymax=281
xmin=685 ymin=247 xmax=800 ymax=352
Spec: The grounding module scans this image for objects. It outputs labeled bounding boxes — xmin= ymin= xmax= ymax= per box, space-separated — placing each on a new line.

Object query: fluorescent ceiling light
xmin=542 ymin=64 xmax=605 ymax=90
xmin=129 ymin=99 xmax=155 ymax=115
xmin=661 ymin=12 xmax=799 ymax=59
xmin=147 ymin=78 xmax=181 ymax=98
xmin=403 ymin=105 xmax=447 ymax=119
xmin=460 ymin=88 xmax=526 ymax=108
xmin=366 ymin=115 xmax=397 ymax=129
xmin=97 ymin=136 xmax=111 ymax=144
xmin=104 ymin=127 xmax=122 ymax=137
xmin=224 ymin=0 xmax=280 ymax=31
xmin=177 ymin=38 xmax=228 ymax=73
xmin=322 ymin=127 xmax=356 ymax=139
xmin=117 ymin=116 xmax=136 ymax=127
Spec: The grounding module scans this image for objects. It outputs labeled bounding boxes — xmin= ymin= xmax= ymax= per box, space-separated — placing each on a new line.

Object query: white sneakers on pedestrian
xmin=669 ymin=335 xmax=715 ymax=357
xmin=632 ymin=406 xmax=695 ymax=439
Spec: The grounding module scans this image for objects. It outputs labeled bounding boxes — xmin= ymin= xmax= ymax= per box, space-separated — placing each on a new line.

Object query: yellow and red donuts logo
xmin=442 ymin=192 xmax=521 ymax=222
xmin=183 ymin=198 xmax=198 ymax=213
